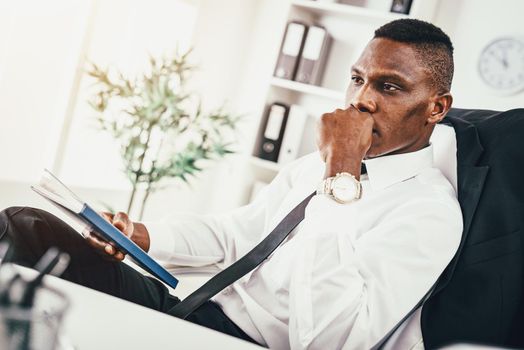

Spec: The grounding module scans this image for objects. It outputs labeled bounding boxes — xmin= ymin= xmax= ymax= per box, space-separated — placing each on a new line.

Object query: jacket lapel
xmin=432 ymin=116 xmax=489 ymax=295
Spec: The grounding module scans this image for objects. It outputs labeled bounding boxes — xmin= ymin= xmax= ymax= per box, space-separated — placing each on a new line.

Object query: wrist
xmin=324 ymin=154 xmax=362 ymax=179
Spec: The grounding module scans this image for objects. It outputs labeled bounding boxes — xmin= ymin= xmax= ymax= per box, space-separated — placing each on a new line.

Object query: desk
xmin=17 ymin=267 xmax=263 ymax=350
xmin=13 ymin=267 xmax=511 ymax=350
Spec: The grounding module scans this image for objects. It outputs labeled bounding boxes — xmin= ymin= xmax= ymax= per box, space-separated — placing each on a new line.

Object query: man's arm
xmin=86 ymin=159 xmax=299 ymax=268
xmin=144 ymin=161 xmax=300 ymax=268
xmin=317 ymin=106 xmax=373 ymax=179
xmin=144 ymin=192 xmax=270 ymax=268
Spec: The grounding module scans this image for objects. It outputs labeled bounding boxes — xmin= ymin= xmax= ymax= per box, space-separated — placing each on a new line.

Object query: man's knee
xmin=1 ymin=206 xmax=33 ymax=239
xmin=0 ymin=206 xmax=86 ymax=258
xmin=0 ymin=206 xmax=55 ymax=241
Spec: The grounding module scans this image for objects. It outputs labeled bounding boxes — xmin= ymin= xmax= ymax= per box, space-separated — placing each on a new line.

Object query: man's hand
xmin=84 ymin=212 xmax=150 ymax=262
xmin=316 ymin=106 xmax=374 ymax=179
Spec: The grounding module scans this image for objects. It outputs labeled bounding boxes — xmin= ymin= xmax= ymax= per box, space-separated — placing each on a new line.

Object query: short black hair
xmin=374 ymin=19 xmax=454 ymax=93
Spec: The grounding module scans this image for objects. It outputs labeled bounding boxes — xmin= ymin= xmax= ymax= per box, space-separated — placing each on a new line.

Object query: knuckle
xmin=116 ymin=212 xmax=129 ymax=222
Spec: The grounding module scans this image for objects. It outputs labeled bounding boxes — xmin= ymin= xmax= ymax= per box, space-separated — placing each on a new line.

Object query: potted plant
xmin=87 ymin=49 xmax=241 ymax=219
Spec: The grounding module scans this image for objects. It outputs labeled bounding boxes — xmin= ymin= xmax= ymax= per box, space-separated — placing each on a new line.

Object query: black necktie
xmin=169 ymin=191 xmax=317 ymax=319
xmin=361 ymin=162 xmax=367 ymax=175
xmin=170 ymin=167 xmax=435 ymax=348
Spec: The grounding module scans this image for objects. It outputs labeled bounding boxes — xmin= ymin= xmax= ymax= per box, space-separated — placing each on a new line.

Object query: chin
xmin=365 ymin=149 xmax=380 ymax=159
xmin=366 ymin=145 xmax=394 ymax=159
xmin=366 ymin=141 xmax=383 ymax=159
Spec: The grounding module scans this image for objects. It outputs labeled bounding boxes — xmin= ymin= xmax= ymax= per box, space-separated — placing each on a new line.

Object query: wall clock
xmin=478 ymin=36 xmax=524 ymax=95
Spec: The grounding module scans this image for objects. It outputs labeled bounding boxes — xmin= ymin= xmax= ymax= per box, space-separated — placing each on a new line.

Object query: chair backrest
xmin=430 ymin=124 xmax=458 ymax=193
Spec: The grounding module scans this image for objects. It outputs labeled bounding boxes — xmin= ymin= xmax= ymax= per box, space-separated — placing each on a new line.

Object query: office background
xmin=0 ymin=0 xmax=523 ymax=220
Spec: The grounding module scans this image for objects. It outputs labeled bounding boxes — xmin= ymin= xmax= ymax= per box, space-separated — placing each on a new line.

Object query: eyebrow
xmin=351 ymin=66 xmax=411 ymax=85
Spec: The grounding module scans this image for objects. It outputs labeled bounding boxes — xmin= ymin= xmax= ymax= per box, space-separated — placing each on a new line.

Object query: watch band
xmin=317 ymin=176 xmax=333 ymax=196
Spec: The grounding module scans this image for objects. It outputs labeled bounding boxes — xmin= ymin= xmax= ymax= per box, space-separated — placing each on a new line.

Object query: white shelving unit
xmin=233 ymin=0 xmax=439 ymax=206
xmin=290 ymin=0 xmax=409 ymax=22
xmin=247 ymin=155 xmax=283 ymax=173
xmin=270 ymin=77 xmax=345 ymax=101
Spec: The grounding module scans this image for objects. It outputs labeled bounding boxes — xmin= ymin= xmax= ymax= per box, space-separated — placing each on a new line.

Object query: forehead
xmin=353 ymin=38 xmax=428 ymax=82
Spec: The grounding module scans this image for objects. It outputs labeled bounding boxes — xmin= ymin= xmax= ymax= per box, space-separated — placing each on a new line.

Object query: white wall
xmin=0 ymin=0 xmax=91 ymax=183
xmin=434 ymin=0 xmax=524 ymax=110
xmin=0 ymin=0 xmax=266 ymax=219
xmin=58 ymin=0 xmax=199 ymax=191
xmin=1 ymin=0 xmax=523 ymax=220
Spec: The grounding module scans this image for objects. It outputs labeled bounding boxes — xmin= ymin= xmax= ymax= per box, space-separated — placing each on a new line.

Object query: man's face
xmin=346 ymin=38 xmax=438 ymax=159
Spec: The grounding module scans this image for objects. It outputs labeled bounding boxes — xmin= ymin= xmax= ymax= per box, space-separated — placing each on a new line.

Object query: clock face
xmin=478 ymin=37 xmax=524 ymax=94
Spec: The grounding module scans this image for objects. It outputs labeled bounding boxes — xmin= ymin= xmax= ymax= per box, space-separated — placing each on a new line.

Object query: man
xmin=0 ymin=19 xmax=463 ymax=349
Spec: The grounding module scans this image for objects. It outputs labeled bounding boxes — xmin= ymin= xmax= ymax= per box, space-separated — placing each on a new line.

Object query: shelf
xmin=290 ymin=0 xmax=408 ymax=22
xmin=270 ymin=77 xmax=345 ymax=101
xmin=248 ymin=156 xmax=282 ymax=172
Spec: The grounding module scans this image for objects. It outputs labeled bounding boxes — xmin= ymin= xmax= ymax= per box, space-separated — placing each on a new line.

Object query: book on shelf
xmin=31 ymin=169 xmax=179 ymax=289
xmin=278 ymin=104 xmax=308 ymax=165
xmin=274 ymin=22 xmax=308 ymax=80
xmin=295 ymin=25 xmax=331 ymax=86
xmin=390 ymin=0 xmax=413 ymax=14
xmin=253 ymin=102 xmax=290 ymax=162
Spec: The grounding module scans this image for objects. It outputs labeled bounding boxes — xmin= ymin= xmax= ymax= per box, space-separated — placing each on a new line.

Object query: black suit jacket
xmin=420 ymin=108 xmax=524 ymax=349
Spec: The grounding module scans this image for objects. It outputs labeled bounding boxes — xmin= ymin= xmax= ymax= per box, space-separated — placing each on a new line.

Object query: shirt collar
xmin=362 ymin=144 xmax=434 ymax=191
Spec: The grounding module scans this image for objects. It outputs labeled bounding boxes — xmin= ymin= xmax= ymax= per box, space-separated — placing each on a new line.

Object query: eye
xmin=383 ymin=83 xmax=400 ymax=91
xmin=351 ymin=76 xmax=364 ymax=85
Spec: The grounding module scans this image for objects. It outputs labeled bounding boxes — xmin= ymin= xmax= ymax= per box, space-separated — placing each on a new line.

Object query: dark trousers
xmin=0 ymin=207 xmax=257 ymax=345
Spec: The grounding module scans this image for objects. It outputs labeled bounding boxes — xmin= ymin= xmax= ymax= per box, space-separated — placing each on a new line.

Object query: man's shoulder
xmin=279 ymin=152 xmax=324 ymax=183
xmin=285 ymin=151 xmax=323 ymax=170
xmin=410 ymin=167 xmax=460 ymax=209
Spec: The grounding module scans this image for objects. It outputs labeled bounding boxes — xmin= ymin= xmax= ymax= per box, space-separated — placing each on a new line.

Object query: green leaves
xmin=86 ymin=49 xmax=241 ymax=211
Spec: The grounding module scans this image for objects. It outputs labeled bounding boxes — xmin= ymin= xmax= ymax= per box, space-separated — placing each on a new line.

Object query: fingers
xmin=316 ymin=106 xmax=374 ymax=164
xmin=85 ymin=231 xmax=114 ymax=254
xmin=112 ymin=212 xmax=134 ymax=237
xmin=113 ymin=250 xmax=126 ymax=261
xmin=85 ymin=232 xmax=126 ymax=262
xmin=101 ymin=212 xmax=114 ymax=223
xmin=84 ymin=231 xmax=108 ymax=251
xmin=82 ymin=211 xmax=132 ymax=261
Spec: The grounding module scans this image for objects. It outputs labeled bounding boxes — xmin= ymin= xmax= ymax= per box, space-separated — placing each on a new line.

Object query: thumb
xmin=112 ymin=212 xmax=128 ymax=231
xmin=113 ymin=220 xmax=126 ymax=231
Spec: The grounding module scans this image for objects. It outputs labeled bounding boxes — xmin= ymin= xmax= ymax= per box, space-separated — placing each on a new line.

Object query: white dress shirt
xmin=384 ymin=124 xmax=460 ymax=350
xmin=146 ymin=140 xmax=462 ymax=349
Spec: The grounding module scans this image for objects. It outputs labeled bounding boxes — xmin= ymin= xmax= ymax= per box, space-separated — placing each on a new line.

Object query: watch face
xmin=478 ymin=37 xmax=524 ymax=94
xmin=332 ymin=175 xmax=358 ymax=203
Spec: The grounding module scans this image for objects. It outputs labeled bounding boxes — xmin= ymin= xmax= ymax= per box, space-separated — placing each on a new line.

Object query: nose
xmin=349 ymin=84 xmax=377 ymax=113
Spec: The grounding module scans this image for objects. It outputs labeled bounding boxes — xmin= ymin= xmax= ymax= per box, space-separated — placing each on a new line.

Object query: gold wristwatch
xmin=317 ymin=172 xmax=362 ymax=204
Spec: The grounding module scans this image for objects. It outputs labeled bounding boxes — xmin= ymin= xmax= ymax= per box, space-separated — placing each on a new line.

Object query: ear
xmin=427 ymin=93 xmax=453 ymax=125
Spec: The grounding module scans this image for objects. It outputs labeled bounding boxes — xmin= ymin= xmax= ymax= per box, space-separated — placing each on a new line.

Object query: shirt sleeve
xmin=287 ymin=194 xmax=463 ymax=350
xmin=143 ymin=161 xmax=296 ymax=269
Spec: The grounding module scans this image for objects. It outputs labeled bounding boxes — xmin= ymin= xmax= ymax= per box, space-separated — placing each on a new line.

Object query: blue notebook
xmin=31 ymin=169 xmax=179 ymax=289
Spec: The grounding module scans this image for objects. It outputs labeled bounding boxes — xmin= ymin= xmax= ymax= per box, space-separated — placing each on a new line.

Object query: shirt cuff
xmin=141 ymin=220 xmax=176 ymax=261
